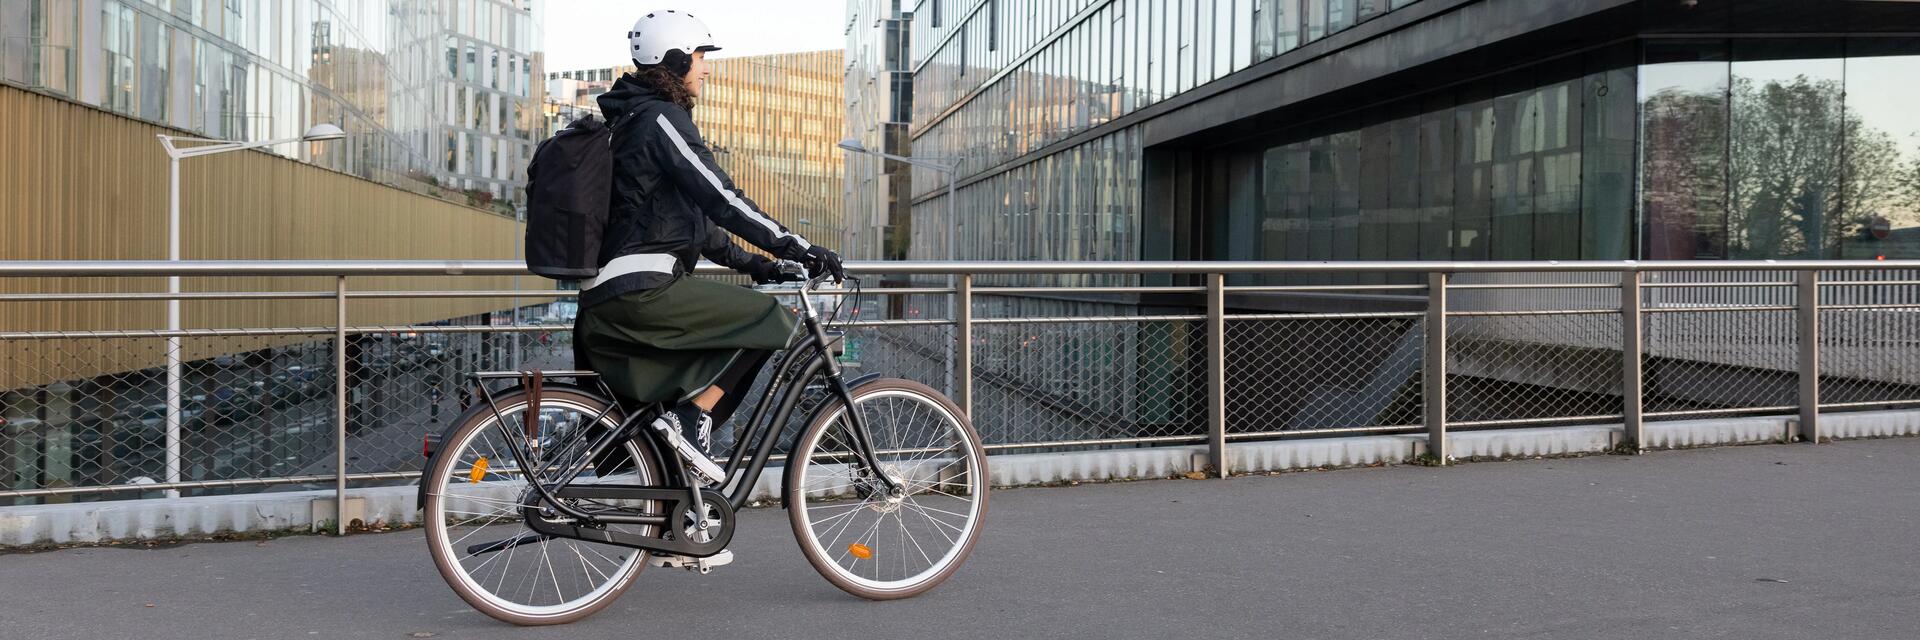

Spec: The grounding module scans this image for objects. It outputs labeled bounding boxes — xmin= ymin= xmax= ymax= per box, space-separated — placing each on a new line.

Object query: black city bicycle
xmin=419 ymin=266 xmax=988 ymax=625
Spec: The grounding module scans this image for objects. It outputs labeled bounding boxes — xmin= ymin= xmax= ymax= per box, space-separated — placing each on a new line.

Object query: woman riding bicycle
xmin=427 ymin=19 xmax=985 ymax=605
xmin=573 ymin=8 xmax=846 ymax=556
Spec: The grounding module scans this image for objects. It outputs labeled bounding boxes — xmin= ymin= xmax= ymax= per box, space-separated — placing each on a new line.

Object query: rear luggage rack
xmin=471 ymin=370 xmax=600 ymax=380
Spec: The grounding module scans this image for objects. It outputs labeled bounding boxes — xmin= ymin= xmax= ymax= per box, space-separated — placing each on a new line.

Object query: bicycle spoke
xmin=818 ymin=498 xmax=872 ymax=552
xmin=836 ymin=510 xmax=888 ymax=567
xmin=900 ymin=496 xmax=973 ymax=523
xmin=570 ymin=542 xmax=609 ymax=585
xmin=897 ymin=509 xmax=936 ymax=567
xmin=543 ymin=543 xmax=564 ymax=604
xmin=900 ymin=500 xmax=963 ymax=544
xmin=805 ymin=499 xmax=872 ymax=513
xmin=806 ymin=503 xmax=869 ymax=530
xmin=450 ymin=513 xmax=520 ymax=549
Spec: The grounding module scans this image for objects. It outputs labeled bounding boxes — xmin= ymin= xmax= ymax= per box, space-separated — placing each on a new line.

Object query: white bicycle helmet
xmin=628 ymin=9 xmax=721 ymax=71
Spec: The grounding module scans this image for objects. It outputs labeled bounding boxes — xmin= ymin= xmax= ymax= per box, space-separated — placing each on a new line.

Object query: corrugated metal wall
xmin=0 ymin=84 xmax=547 ymax=388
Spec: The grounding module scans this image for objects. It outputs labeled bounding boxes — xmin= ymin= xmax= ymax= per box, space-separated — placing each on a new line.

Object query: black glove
xmin=803 ymin=246 xmax=845 ymax=283
xmin=747 ymin=259 xmax=805 ymax=285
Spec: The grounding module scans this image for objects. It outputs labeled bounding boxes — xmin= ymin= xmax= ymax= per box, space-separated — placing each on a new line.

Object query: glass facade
xmin=1236 ymin=45 xmax=1638 ymax=284
xmin=899 ymin=0 xmax=1920 ymax=280
xmin=844 ymin=0 xmax=915 ymax=260
xmin=1642 ymin=38 xmax=1920 ymax=262
xmin=0 ymin=0 xmax=546 ymax=214
xmin=906 ymin=0 xmax=1424 ymax=279
xmin=696 ymin=51 xmax=847 ymax=252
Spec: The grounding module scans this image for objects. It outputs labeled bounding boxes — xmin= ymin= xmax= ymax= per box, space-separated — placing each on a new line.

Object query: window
xmin=1838 ymin=38 xmax=1920 ymax=261
xmin=1305 ymin=0 xmax=1328 ymax=44
xmin=103 ymin=2 xmax=136 ymax=113
xmin=988 ymin=0 xmax=997 ymax=51
xmin=958 ymin=24 xmax=967 ymax=78
xmin=1639 ymin=40 xmax=1729 ymax=260
xmin=1728 ymin=39 xmax=1843 ymax=259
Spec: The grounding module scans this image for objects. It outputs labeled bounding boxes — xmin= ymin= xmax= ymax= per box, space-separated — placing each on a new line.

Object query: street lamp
xmin=154 ymin=124 xmax=345 ymax=496
xmin=837 ymin=138 xmax=962 ymax=397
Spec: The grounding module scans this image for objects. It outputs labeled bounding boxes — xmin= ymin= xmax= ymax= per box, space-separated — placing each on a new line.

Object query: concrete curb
xmin=8 ymin=409 xmax=1920 ymax=545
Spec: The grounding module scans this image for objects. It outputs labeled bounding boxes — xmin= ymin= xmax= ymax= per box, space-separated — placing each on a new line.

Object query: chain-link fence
xmin=1226 ymin=315 xmax=1424 ymax=433
xmin=6 ymin=261 xmax=1920 ymax=507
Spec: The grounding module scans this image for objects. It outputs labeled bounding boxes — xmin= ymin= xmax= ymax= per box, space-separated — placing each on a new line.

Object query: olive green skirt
xmin=577 ymin=275 xmax=796 ymax=404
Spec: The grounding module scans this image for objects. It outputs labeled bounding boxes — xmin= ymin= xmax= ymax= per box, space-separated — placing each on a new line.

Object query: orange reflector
xmin=848 ymin=543 xmax=873 ymax=560
xmin=469 ymin=457 xmax=489 ymax=484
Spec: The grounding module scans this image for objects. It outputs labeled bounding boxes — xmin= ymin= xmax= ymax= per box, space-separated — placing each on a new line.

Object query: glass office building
xmin=542 ymin=51 xmax=848 ymax=245
xmin=0 ymin=0 xmax=546 ymax=213
xmin=844 ymin=0 xmax=915 ymax=261
xmin=901 ymin=0 xmax=1920 ymax=283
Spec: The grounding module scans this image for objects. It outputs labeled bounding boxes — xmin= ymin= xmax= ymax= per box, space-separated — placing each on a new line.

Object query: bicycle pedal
xmin=648 ymin=549 xmax=733 ymax=574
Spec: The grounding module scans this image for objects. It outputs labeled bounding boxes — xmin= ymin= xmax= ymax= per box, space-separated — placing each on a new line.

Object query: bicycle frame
xmin=447 ymin=273 xmax=900 ymax=538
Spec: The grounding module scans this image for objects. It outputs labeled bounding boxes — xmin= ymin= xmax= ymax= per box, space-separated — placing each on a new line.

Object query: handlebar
xmin=772 ymin=260 xmax=843 ymax=289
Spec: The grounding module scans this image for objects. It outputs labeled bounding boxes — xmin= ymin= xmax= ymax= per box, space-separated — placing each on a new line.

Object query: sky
xmin=541 ymin=0 xmax=847 ymax=73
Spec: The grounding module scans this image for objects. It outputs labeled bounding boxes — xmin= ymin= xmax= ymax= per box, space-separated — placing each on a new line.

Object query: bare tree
xmin=1727 ymin=75 xmax=1903 ymax=258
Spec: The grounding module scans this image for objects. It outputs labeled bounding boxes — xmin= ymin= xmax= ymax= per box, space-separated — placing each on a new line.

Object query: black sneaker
xmin=652 ymin=410 xmax=724 ymax=485
xmin=673 ymin=405 xmax=715 ymax=458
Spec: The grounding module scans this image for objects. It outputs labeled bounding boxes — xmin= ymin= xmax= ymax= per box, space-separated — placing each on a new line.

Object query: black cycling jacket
xmin=583 ymin=75 xmax=812 ymax=307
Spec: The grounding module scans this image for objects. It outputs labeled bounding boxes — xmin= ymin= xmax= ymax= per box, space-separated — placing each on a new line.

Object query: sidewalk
xmin=3 ymin=438 xmax=1917 ymax=640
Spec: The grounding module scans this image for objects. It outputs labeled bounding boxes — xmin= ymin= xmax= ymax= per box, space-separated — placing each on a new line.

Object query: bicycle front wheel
xmin=786 ymin=378 xmax=988 ymax=599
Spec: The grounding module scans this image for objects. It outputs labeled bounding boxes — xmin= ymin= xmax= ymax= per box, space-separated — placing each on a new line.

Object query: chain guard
xmin=520 ymin=485 xmax=734 ymax=557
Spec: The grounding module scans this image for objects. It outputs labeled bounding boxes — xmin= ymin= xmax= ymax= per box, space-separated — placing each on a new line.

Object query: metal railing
xmin=5 ymin=259 xmax=1920 ymax=533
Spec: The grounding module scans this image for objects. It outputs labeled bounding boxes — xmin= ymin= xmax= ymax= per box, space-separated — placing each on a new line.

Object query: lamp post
xmin=154 ymin=124 xmax=345 ymax=497
xmin=836 ymin=139 xmax=961 ymax=397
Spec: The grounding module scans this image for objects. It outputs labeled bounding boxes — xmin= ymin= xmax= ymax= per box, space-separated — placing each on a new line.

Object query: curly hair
xmin=630 ymin=64 xmax=695 ymax=112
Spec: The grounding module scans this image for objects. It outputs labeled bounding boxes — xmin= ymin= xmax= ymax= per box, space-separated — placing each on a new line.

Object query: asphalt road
xmin=4 ymin=438 xmax=1918 ymax=640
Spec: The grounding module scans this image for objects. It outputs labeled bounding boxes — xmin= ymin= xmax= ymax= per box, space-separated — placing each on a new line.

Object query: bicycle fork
xmin=808 ymin=320 xmax=902 ymax=497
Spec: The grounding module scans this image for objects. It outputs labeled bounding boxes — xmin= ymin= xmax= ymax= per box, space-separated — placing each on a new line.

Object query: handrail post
xmin=334 ymin=275 xmax=349 ymax=536
xmin=1424 ymin=272 xmax=1449 ymax=464
xmin=1796 ymin=270 xmax=1820 ymax=443
xmin=1206 ymin=273 xmax=1227 ymax=477
xmin=955 ymin=273 xmax=972 ymax=418
xmin=1621 ymin=271 xmax=1643 ymax=453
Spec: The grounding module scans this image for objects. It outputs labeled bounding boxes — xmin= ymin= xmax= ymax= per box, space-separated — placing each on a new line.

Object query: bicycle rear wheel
xmin=786 ymin=378 xmax=989 ymax=599
xmin=424 ymin=389 xmax=661 ymax=625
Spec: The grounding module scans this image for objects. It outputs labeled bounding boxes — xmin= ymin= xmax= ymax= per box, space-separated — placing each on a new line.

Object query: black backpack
xmin=523 ymin=111 xmax=633 ymax=280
